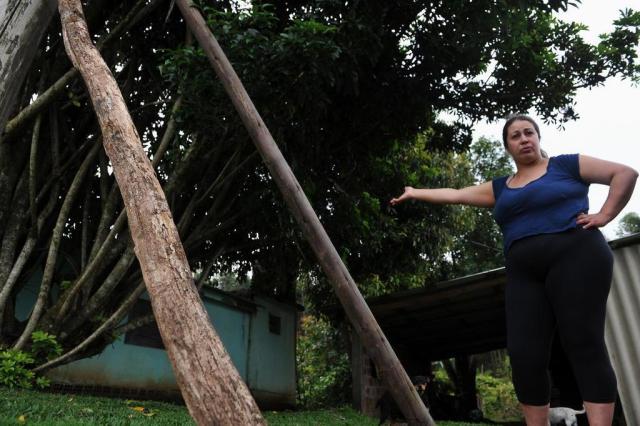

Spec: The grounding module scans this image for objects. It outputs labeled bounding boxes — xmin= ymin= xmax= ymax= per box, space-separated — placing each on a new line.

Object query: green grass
xmin=0 ymin=387 xmax=488 ymax=425
xmin=264 ymin=407 xmax=378 ymax=425
xmin=0 ymin=388 xmax=191 ymax=425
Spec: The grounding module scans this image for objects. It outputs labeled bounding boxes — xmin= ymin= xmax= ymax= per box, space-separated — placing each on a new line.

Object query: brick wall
xmin=351 ymin=331 xmax=385 ymax=418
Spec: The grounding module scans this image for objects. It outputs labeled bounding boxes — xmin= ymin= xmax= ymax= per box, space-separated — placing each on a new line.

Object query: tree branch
xmin=33 ymin=281 xmax=147 ymax=373
xmin=2 ymin=0 xmax=152 ymax=142
xmin=13 ymin=141 xmax=101 ymax=350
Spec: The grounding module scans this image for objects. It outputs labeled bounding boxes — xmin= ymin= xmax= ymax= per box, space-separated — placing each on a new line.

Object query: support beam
xmin=175 ymin=2 xmax=434 ymax=424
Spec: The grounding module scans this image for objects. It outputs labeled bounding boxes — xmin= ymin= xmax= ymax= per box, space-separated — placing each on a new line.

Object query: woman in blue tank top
xmin=390 ymin=115 xmax=638 ymax=426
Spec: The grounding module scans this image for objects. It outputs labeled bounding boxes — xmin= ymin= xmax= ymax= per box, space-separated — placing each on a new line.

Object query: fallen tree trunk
xmin=57 ymin=1 xmax=265 ymax=424
xmin=176 ymin=1 xmax=434 ymax=425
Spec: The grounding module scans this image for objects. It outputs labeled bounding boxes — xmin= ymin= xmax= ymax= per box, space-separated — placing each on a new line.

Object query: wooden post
xmin=57 ymin=1 xmax=265 ymax=424
xmin=176 ymin=2 xmax=435 ymax=424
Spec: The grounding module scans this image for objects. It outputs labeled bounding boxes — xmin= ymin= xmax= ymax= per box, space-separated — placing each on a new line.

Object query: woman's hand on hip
xmin=390 ymin=186 xmax=415 ymax=206
xmin=577 ymin=212 xmax=612 ymax=229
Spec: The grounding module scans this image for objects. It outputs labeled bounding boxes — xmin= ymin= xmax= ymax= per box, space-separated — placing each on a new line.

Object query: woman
xmin=390 ymin=115 xmax=638 ymax=426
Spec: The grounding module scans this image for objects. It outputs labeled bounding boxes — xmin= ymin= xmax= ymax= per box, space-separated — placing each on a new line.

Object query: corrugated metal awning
xmin=606 ymin=233 xmax=640 ymax=425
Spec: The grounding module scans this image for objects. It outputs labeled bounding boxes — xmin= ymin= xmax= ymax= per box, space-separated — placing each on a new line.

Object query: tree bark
xmin=0 ymin=0 xmax=57 ymax=135
xmin=175 ymin=1 xmax=434 ymax=425
xmin=0 ymin=0 xmax=60 ymax=247
xmin=57 ymin=1 xmax=265 ymax=424
xmin=0 ymin=169 xmax=28 ymax=286
xmin=1 ymin=0 xmax=150 ymax=143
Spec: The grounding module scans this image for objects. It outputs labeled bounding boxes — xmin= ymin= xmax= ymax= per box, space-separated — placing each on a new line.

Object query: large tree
xmin=49 ymin=0 xmax=265 ymax=422
xmin=0 ymin=0 xmax=639 ymax=371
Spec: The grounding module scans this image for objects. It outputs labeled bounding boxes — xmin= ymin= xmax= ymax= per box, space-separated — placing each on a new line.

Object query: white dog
xmin=549 ymin=406 xmax=586 ymax=426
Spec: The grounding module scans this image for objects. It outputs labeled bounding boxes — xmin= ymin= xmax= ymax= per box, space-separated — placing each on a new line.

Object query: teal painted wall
xmin=15 ymin=269 xmax=43 ymax=321
xmin=200 ymin=294 xmax=251 ymax=380
xmin=15 ymin=276 xmax=297 ymax=405
xmin=247 ymin=296 xmax=297 ymax=402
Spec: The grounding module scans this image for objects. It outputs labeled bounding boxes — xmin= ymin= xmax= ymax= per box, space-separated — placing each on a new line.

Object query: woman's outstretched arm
xmin=578 ymin=155 xmax=639 ymax=229
xmin=390 ymin=181 xmax=495 ymax=208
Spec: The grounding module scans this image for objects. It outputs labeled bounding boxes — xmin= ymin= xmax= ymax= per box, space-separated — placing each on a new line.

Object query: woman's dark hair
xmin=502 ymin=114 xmax=541 ymax=147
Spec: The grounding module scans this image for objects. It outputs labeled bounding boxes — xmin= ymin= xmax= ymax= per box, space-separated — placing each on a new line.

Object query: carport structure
xmin=351 ymin=233 xmax=640 ymax=424
xmin=351 ymin=268 xmax=507 ymax=417
xmin=367 ymin=268 xmax=507 ymax=364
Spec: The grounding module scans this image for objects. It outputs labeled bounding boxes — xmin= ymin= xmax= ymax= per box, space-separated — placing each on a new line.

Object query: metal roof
xmin=366 ymin=267 xmax=507 ymax=361
xmin=605 ymin=233 xmax=640 ymax=425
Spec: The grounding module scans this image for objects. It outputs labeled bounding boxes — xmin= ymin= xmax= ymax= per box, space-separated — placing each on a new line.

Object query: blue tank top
xmin=492 ymin=154 xmax=589 ymax=252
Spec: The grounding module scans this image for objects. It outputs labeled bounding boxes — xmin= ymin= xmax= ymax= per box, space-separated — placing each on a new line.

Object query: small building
xmin=352 ymin=233 xmax=640 ymax=425
xmin=42 ymin=287 xmax=300 ymax=409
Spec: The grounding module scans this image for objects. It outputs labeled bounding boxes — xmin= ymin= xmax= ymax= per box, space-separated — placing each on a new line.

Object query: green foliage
xmin=5 ymin=0 xmax=640 ymax=366
xmin=476 ymin=373 xmax=521 ymax=422
xmin=59 ymin=280 xmax=72 ymax=292
xmin=616 ymin=212 xmax=640 ymax=237
xmin=431 ymin=361 xmax=458 ymax=397
xmin=0 ymin=331 xmax=62 ymax=390
xmin=474 ymin=353 xmax=520 ymax=421
xmin=0 ymin=349 xmax=35 ymax=389
xmin=296 ymin=315 xmax=350 ymax=408
xmin=0 ymin=387 xmax=195 ymax=425
xmin=30 ymin=331 xmax=63 ymax=363
xmin=0 ymin=386 xmax=485 ymax=425
xmin=34 ymin=376 xmax=51 ymax=390
xmin=431 ymin=354 xmax=520 ymax=422
xmin=158 ymin=1 xmax=640 ymax=309
xmin=447 ymin=138 xmax=514 ymax=277
xmin=265 ymin=406 xmax=379 ymax=425
xmin=476 ymin=349 xmax=512 ymax=379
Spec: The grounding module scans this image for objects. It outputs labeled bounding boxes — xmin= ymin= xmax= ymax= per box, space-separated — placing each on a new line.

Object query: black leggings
xmin=505 ymin=227 xmax=617 ymax=405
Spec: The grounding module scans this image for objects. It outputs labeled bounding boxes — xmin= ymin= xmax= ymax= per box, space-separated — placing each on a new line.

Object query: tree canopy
xmin=616 ymin=212 xmax=640 ymax=237
xmin=0 ymin=0 xmax=639 ymax=366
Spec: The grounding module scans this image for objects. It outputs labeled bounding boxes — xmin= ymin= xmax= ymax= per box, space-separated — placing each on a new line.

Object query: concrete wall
xmin=351 ymin=331 xmax=385 ymax=418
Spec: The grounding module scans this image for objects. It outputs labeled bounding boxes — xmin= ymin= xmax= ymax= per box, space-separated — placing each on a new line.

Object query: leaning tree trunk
xmin=0 ymin=0 xmax=57 ymax=238
xmin=57 ymin=1 xmax=265 ymax=424
xmin=176 ymin=1 xmax=434 ymax=425
xmin=0 ymin=0 xmax=57 ymax=134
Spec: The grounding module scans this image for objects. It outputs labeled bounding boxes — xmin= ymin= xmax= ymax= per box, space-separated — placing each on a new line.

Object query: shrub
xmin=0 ymin=349 xmax=35 ymax=389
xmin=476 ymin=372 xmax=520 ymax=421
xmin=30 ymin=331 xmax=63 ymax=362
xmin=297 ymin=315 xmax=351 ymax=408
xmin=0 ymin=331 xmax=62 ymax=390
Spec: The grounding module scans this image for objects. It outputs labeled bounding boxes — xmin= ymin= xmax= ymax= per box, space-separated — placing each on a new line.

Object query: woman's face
xmin=505 ymin=120 xmax=541 ymax=163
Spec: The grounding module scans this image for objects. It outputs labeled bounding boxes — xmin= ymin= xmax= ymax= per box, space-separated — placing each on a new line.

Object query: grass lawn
xmin=0 ymin=387 xmax=489 ymax=425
